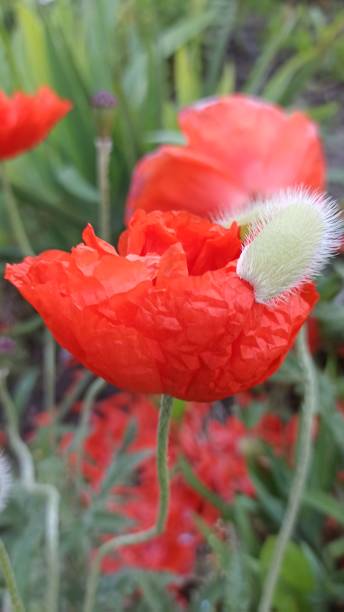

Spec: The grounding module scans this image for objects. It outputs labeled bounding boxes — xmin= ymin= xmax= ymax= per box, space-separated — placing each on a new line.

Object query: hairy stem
xmin=83 ymin=393 xmax=173 ymax=612
xmin=258 ymin=326 xmax=317 ymax=612
xmin=43 ymin=329 xmax=56 ymax=447
xmin=0 ymin=164 xmax=34 ymax=257
xmin=0 ymin=540 xmax=25 ymax=612
xmin=0 ymin=371 xmax=60 ymax=612
xmin=74 ymin=377 xmax=106 ymax=488
xmin=95 ymin=138 xmax=112 ymax=242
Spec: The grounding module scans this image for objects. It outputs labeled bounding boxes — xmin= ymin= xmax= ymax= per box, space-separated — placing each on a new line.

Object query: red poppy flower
xmin=6 ymin=208 xmax=317 ymax=401
xmin=177 ymin=404 xmax=255 ymax=500
xmin=0 ymin=86 xmax=72 ymax=160
xmin=125 ymin=95 xmax=325 ymax=221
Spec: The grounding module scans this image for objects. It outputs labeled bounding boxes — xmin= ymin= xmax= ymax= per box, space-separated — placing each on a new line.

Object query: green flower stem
xmin=0 ymin=164 xmax=34 ymax=257
xmin=43 ymin=329 xmax=56 ymax=447
xmin=83 ymin=393 xmax=173 ymax=612
xmin=0 ymin=371 xmax=60 ymax=612
xmin=95 ymin=137 xmax=112 ymax=242
xmin=74 ymin=377 xmax=106 ymax=489
xmin=258 ymin=326 xmax=317 ymax=612
xmin=0 ymin=539 xmax=25 ymax=612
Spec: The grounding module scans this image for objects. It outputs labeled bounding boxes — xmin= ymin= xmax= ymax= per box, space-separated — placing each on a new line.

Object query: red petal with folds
xmin=5 ymin=214 xmax=318 ymax=402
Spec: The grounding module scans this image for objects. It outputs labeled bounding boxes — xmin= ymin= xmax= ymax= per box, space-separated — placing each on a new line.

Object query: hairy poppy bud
xmin=90 ymin=90 xmax=117 ymax=140
xmin=236 ymin=188 xmax=343 ymax=304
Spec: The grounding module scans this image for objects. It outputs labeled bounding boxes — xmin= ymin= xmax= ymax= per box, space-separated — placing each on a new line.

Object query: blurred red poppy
xmin=60 ymin=391 xmax=323 ymax=577
xmin=5 ymin=209 xmax=317 ymax=401
xmin=62 ymin=392 xmax=215 ymax=577
xmin=125 ymin=95 xmax=325 ymax=221
xmin=0 ymin=86 xmax=72 ymax=160
xmin=177 ymin=404 xmax=255 ymax=500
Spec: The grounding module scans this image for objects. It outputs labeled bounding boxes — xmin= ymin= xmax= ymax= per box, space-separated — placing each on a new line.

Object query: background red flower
xmin=125 ymin=95 xmax=325 ymax=221
xmin=0 ymin=86 xmax=72 ymax=160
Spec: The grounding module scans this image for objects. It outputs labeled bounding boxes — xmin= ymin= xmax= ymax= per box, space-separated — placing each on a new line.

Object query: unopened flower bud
xmin=90 ymin=90 xmax=117 ymax=140
xmin=236 ymin=188 xmax=343 ymax=304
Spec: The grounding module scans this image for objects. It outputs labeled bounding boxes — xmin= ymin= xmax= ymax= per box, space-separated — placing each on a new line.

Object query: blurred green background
xmin=0 ymin=0 xmax=344 ymax=256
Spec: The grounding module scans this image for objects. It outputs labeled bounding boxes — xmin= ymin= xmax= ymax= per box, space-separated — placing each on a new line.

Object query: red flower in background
xmin=102 ymin=470 xmax=214 ymax=576
xmin=62 ymin=393 xmax=216 ymax=577
xmin=61 ymin=391 xmax=319 ymax=578
xmin=0 ymin=86 xmax=72 ymax=160
xmin=177 ymin=404 xmax=255 ymax=501
xmin=6 ymin=211 xmax=317 ymax=401
xmin=253 ymin=413 xmax=300 ymax=459
xmin=125 ymin=95 xmax=325 ymax=221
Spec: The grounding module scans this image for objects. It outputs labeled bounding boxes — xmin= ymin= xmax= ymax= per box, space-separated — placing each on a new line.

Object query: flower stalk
xmin=0 ymin=370 xmax=60 ymax=612
xmin=74 ymin=377 xmax=106 ymax=490
xmin=258 ymin=325 xmax=317 ymax=612
xmin=1 ymin=164 xmax=34 ymax=257
xmin=43 ymin=328 xmax=57 ymax=447
xmin=83 ymin=393 xmax=173 ymax=612
xmin=95 ymin=138 xmax=112 ymax=242
xmin=91 ymin=90 xmax=117 ymax=242
xmin=0 ymin=540 xmax=25 ymax=612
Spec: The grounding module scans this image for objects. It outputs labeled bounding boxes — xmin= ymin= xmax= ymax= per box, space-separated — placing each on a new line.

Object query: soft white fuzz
xmin=0 ymin=452 xmax=12 ymax=512
xmin=236 ymin=188 xmax=343 ymax=304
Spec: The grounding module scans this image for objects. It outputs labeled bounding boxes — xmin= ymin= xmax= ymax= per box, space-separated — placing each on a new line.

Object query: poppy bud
xmin=236 ymin=188 xmax=343 ymax=304
xmin=90 ymin=90 xmax=117 ymax=140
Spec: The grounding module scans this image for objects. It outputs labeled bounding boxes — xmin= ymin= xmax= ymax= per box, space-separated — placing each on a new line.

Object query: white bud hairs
xmin=235 ymin=188 xmax=343 ymax=304
xmin=0 ymin=451 xmax=12 ymax=512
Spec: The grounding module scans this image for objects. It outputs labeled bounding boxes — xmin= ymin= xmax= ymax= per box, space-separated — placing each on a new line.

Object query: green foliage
xmin=0 ymin=0 xmax=343 ymax=254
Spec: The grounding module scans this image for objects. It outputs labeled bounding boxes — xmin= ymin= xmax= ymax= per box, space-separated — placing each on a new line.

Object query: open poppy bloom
xmin=5 ymin=208 xmax=317 ymax=401
xmin=0 ymin=86 xmax=72 ymax=160
xmin=125 ymin=95 xmax=325 ymax=221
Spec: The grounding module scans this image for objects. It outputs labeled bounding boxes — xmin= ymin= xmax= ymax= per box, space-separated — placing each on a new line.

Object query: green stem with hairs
xmin=83 ymin=393 xmax=173 ymax=612
xmin=43 ymin=329 xmax=56 ymax=447
xmin=95 ymin=138 xmax=112 ymax=242
xmin=0 ymin=540 xmax=25 ymax=612
xmin=0 ymin=164 xmax=34 ymax=257
xmin=74 ymin=377 xmax=106 ymax=489
xmin=258 ymin=326 xmax=317 ymax=612
xmin=0 ymin=371 xmax=60 ymax=612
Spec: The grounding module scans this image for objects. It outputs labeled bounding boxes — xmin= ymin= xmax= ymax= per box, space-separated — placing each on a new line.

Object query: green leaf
xmin=175 ymin=46 xmax=200 ymax=105
xmin=303 ymin=491 xmax=344 ymax=527
xmin=16 ymin=5 xmax=51 ymax=87
xmin=55 ymin=166 xmax=99 ymax=204
xmin=159 ymin=11 xmax=215 ymax=57
xmin=13 ymin=367 xmax=39 ymax=418
xmin=260 ymin=537 xmax=315 ymax=594
xmin=244 ymin=8 xmax=300 ymax=95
